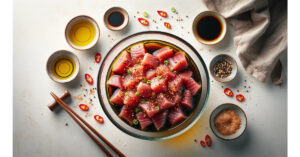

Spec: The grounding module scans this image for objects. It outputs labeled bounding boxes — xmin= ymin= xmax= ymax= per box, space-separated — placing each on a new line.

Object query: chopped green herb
xmin=134 ymin=107 xmax=141 ymax=113
xmin=125 ymin=91 xmax=129 ymax=96
xmin=143 ymin=12 xmax=149 ymax=18
xmin=171 ymin=7 xmax=176 ymax=13
xmin=139 ymin=98 xmax=145 ymax=103
xmin=170 ymin=67 xmax=174 ymax=71
xmin=155 ymin=106 xmax=160 ymax=110
xmin=133 ymin=119 xmax=139 ymax=125
xmin=147 ymin=80 xmax=151 ymax=84
xmin=164 ymin=60 xmax=169 ymax=65
xmin=135 ymin=92 xmax=140 ymax=96
xmin=142 ymin=79 xmax=147 ymax=83
xmin=126 ymin=69 xmax=131 ymax=74
xmin=157 ymin=76 xmax=162 ymax=79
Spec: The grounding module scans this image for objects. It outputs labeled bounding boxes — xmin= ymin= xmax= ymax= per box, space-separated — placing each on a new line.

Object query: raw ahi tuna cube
xmin=168 ymin=53 xmax=188 ymax=71
xmin=156 ymin=65 xmax=176 ymax=80
xmin=130 ymin=43 xmax=146 ymax=59
xmin=179 ymin=70 xmax=193 ymax=78
xmin=109 ymin=89 xmax=124 ymax=105
xmin=168 ymin=76 xmax=183 ymax=92
xmin=137 ymin=82 xmax=152 ymax=98
xmin=157 ymin=93 xmax=175 ymax=110
xmin=107 ymin=75 xmax=123 ymax=89
xmin=129 ymin=64 xmax=145 ymax=79
xmin=136 ymin=112 xmax=153 ymax=130
xmin=152 ymin=110 xmax=168 ymax=130
xmin=112 ymin=51 xmax=132 ymax=74
xmin=181 ymin=76 xmax=201 ymax=95
xmin=172 ymin=93 xmax=182 ymax=104
xmin=146 ymin=69 xmax=156 ymax=80
xmin=123 ymin=75 xmax=138 ymax=89
xmin=151 ymin=77 xmax=167 ymax=93
xmin=181 ymin=90 xmax=193 ymax=108
xmin=168 ymin=105 xmax=186 ymax=125
xmin=119 ymin=105 xmax=135 ymax=125
xmin=153 ymin=47 xmax=174 ymax=62
xmin=124 ymin=91 xmax=140 ymax=107
xmin=141 ymin=53 xmax=160 ymax=69
xmin=139 ymin=102 xmax=160 ymax=117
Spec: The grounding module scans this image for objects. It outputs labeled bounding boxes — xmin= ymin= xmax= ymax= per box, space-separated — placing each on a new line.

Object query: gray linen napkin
xmin=204 ymin=0 xmax=287 ymax=84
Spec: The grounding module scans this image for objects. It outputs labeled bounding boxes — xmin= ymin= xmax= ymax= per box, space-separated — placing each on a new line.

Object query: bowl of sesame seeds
xmin=209 ymin=54 xmax=237 ymax=82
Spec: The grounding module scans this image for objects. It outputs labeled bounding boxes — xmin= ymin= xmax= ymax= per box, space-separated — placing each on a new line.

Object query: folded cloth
xmin=204 ymin=0 xmax=287 ymax=84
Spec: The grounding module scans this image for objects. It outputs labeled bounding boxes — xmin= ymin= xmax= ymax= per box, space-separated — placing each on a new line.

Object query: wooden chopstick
xmin=50 ymin=92 xmax=126 ymax=157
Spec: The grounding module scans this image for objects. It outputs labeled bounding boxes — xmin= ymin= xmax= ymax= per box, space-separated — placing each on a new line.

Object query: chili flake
xmin=95 ymin=52 xmax=101 ymax=63
xmin=236 ymin=94 xmax=245 ymax=102
xmin=85 ymin=74 xmax=94 ymax=85
xmin=79 ymin=104 xmax=89 ymax=111
xmin=164 ymin=22 xmax=172 ymax=29
xmin=94 ymin=115 xmax=104 ymax=123
xmin=138 ymin=18 xmax=149 ymax=26
xmin=205 ymin=134 xmax=212 ymax=147
xmin=224 ymin=88 xmax=234 ymax=97
xmin=200 ymin=140 xmax=206 ymax=147
xmin=157 ymin=10 xmax=168 ymax=18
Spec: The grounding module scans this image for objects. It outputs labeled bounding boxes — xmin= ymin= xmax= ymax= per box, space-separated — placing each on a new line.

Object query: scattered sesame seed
xmin=65 ymin=123 xmax=68 ymax=126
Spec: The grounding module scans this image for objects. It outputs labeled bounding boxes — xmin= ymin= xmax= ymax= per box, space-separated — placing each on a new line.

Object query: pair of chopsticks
xmin=50 ymin=92 xmax=125 ymax=157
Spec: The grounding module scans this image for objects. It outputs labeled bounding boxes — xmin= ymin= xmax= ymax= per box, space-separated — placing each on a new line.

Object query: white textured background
xmin=13 ymin=0 xmax=287 ymax=156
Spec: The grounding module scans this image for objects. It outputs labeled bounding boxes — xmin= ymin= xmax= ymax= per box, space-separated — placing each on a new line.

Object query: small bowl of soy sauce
xmin=104 ymin=7 xmax=129 ymax=31
xmin=192 ymin=11 xmax=227 ymax=45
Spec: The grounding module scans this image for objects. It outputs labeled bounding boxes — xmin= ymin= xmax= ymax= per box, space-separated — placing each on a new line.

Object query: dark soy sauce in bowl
xmin=108 ymin=11 xmax=124 ymax=27
xmin=196 ymin=15 xmax=222 ymax=41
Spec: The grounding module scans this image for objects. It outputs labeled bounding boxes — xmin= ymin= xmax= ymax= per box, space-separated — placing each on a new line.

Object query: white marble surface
xmin=13 ymin=0 xmax=287 ymax=156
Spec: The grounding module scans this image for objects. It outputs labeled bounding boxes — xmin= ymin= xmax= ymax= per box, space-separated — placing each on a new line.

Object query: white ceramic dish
xmin=103 ymin=7 xmax=129 ymax=31
xmin=210 ymin=103 xmax=247 ymax=140
xmin=65 ymin=15 xmax=100 ymax=50
xmin=209 ymin=54 xmax=237 ymax=82
xmin=46 ymin=50 xmax=80 ymax=83
xmin=192 ymin=11 xmax=227 ymax=45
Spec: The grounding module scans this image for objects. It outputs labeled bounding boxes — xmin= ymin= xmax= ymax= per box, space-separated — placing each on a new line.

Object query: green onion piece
xmin=133 ymin=119 xmax=139 ymax=125
xmin=143 ymin=12 xmax=149 ymax=18
xmin=125 ymin=91 xmax=129 ymax=96
xmin=170 ymin=67 xmax=174 ymax=71
xmin=155 ymin=106 xmax=160 ymax=111
xmin=135 ymin=92 xmax=140 ymax=96
xmin=147 ymin=80 xmax=151 ymax=84
xmin=164 ymin=60 xmax=169 ymax=65
xmin=126 ymin=69 xmax=131 ymax=74
xmin=157 ymin=76 xmax=162 ymax=79
xmin=171 ymin=7 xmax=176 ymax=13
xmin=134 ymin=107 xmax=141 ymax=113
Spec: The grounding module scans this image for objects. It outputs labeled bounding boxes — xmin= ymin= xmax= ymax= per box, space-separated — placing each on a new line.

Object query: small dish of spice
xmin=209 ymin=103 xmax=247 ymax=140
xmin=209 ymin=54 xmax=237 ymax=82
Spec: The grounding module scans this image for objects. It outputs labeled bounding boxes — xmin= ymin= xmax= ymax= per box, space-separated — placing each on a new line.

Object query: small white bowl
xmin=209 ymin=54 xmax=237 ymax=82
xmin=192 ymin=11 xmax=227 ymax=45
xmin=46 ymin=50 xmax=80 ymax=83
xmin=210 ymin=103 xmax=247 ymax=140
xmin=65 ymin=15 xmax=100 ymax=50
xmin=104 ymin=7 xmax=129 ymax=31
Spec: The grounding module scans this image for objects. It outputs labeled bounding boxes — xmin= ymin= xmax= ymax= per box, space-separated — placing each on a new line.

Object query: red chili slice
xmin=95 ymin=52 xmax=101 ymax=63
xmin=200 ymin=140 xmax=206 ymax=147
xmin=164 ymin=22 xmax=171 ymax=29
xmin=205 ymin=134 xmax=212 ymax=147
xmin=94 ymin=115 xmax=104 ymax=123
xmin=85 ymin=73 xmax=94 ymax=85
xmin=224 ymin=88 xmax=233 ymax=97
xmin=236 ymin=94 xmax=245 ymax=102
xmin=138 ymin=18 xmax=149 ymax=26
xmin=157 ymin=10 xmax=168 ymax=18
xmin=79 ymin=104 xmax=89 ymax=111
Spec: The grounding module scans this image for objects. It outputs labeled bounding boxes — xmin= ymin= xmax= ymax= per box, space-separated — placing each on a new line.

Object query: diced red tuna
xmin=124 ymin=91 xmax=140 ymax=107
xmin=107 ymin=75 xmax=123 ymax=89
xmin=139 ymin=102 xmax=160 ymax=117
xmin=109 ymin=89 xmax=124 ymax=105
xmin=112 ymin=51 xmax=132 ymax=74
xmin=123 ymin=75 xmax=138 ymax=89
xmin=152 ymin=110 xmax=168 ymax=130
xmin=157 ymin=93 xmax=175 ymax=110
xmin=156 ymin=65 xmax=176 ymax=80
xmin=153 ymin=47 xmax=174 ymax=62
xmin=172 ymin=93 xmax=182 ymax=104
xmin=151 ymin=77 xmax=167 ymax=93
xmin=146 ymin=69 xmax=156 ymax=80
xmin=129 ymin=64 xmax=145 ymax=79
xmin=130 ymin=43 xmax=146 ymax=59
xmin=137 ymin=82 xmax=152 ymax=98
xmin=179 ymin=70 xmax=193 ymax=78
xmin=181 ymin=76 xmax=201 ymax=95
xmin=141 ymin=53 xmax=160 ymax=69
xmin=136 ymin=112 xmax=153 ymax=130
xmin=119 ymin=105 xmax=135 ymax=125
xmin=181 ymin=90 xmax=193 ymax=108
xmin=168 ymin=105 xmax=186 ymax=125
xmin=168 ymin=76 xmax=183 ymax=92
xmin=168 ymin=53 xmax=188 ymax=71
